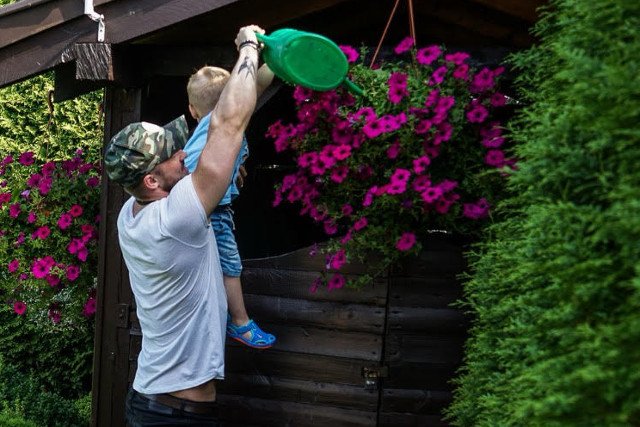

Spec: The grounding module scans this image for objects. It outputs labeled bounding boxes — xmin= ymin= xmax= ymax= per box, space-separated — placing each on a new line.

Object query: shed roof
xmin=0 ymin=0 xmax=546 ymax=94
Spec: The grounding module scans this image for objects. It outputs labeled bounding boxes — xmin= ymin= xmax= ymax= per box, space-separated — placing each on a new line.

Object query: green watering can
xmin=256 ymin=28 xmax=364 ymax=96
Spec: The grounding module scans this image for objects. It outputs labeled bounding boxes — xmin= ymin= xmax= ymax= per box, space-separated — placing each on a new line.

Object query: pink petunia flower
xmin=421 ymin=186 xmax=443 ymax=203
xmin=86 ymin=176 xmax=100 ymax=188
xmin=38 ymin=177 xmax=52 ymax=195
xmin=69 ymin=204 xmax=84 ymax=217
xmin=27 ymin=211 xmax=37 ymax=224
xmin=27 ymin=173 xmax=42 ymax=187
xmin=429 ymin=66 xmax=448 ymax=86
xmin=363 ymin=186 xmax=378 ymax=207
xmin=2 ymin=155 xmax=13 ymax=165
xmin=341 ymin=204 xmax=353 ymax=217
xmin=41 ymin=162 xmax=56 ymax=175
xmin=66 ymin=265 xmax=81 ymax=281
xmin=32 ymin=226 xmax=51 ymax=240
xmin=58 ymin=213 xmax=73 ymax=230
xmin=485 ymin=149 xmax=506 ymax=167
xmin=463 ymin=198 xmax=490 ymax=219
xmin=13 ymin=301 xmax=27 ymax=315
xmin=391 ymin=168 xmax=411 ymax=183
xmin=353 ymin=216 xmax=368 ymax=231
xmin=48 ymin=307 xmax=61 ymax=324
xmin=324 ymin=219 xmax=338 ymax=236
xmin=8 ymin=259 xmax=19 ymax=273
xmin=31 ymin=259 xmax=51 ymax=279
xmin=412 ymin=175 xmax=432 ymax=192
xmin=82 ymin=297 xmax=97 ymax=317
xmin=332 ymin=145 xmax=352 ymax=161
xmin=363 ymin=120 xmax=384 ymax=139
xmin=388 ymin=85 xmax=408 ymax=104
xmin=488 ymin=93 xmax=505 ymax=108
xmin=9 ymin=203 xmax=21 ymax=218
xmin=328 ymin=273 xmax=346 ymax=290
xmin=18 ymin=151 xmax=35 ymax=166
xmin=330 ymin=165 xmax=349 ymax=183
xmin=445 ymin=52 xmax=470 ymax=65
xmin=77 ymin=246 xmax=89 ymax=262
xmin=412 ymin=156 xmax=431 ymax=174
xmin=395 ymin=232 xmax=417 ymax=252
xmin=453 ymin=64 xmax=469 ymax=80
xmin=387 ymin=141 xmax=401 ymax=159
xmin=46 ymin=274 xmax=61 ymax=287
xmin=470 ymin=67 xmax=495 ymax=93
xmin=416 ymin=45 xmax=442 ymax=65
xmin=466 ymin=104 xmax=489 ymax=123
xmin=339 ymin=44 xmax=359 ymax=63
xmin=394 ymin=36 xmax=414 ymax=54
xmin=329 ymin=249 xmax=347 ymax=270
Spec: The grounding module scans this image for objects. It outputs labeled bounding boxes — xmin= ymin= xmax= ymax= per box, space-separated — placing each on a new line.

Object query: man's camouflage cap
xmin=104 ymin=116 xmax=188 ymax=188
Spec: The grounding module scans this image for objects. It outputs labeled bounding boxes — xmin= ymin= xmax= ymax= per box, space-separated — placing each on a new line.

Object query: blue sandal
xmin=226 ymin=317 xmax=276 ymax=349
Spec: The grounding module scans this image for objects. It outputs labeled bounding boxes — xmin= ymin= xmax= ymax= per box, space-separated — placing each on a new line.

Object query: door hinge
xmin=362 ymin=365 xmax=388 ymax=390
xmin=116 ymin=303 xmax=130 ymax=328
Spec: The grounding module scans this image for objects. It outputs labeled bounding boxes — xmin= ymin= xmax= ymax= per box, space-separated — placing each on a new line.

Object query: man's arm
xmin=191 ymin=25 xmax=262 ymax=215
xmin=256 ymin=63 xmax=275 ymax=98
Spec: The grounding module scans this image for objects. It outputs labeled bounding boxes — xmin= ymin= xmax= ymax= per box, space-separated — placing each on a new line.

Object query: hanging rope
xmin=370 ymin=0 xmax=417 ymax=68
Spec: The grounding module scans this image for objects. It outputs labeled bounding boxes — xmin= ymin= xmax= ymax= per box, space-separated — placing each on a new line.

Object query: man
xmin=104 ymin=25 xmax=264 ymax=426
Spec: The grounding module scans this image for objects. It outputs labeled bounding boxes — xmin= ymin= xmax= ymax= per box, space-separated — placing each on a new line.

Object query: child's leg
xmin=224 ymin=275 xmax=249 ymax=327
xmin=212 ymin=206 xmax=275 ymax=348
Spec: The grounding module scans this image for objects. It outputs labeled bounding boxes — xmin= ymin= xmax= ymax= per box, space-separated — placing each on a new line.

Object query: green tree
xmin=448 ymin=1 xmax=640 ymax=426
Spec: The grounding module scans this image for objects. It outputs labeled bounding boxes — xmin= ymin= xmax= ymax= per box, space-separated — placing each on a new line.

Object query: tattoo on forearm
xmin=238 ymin=56 xmax=256 ymax=79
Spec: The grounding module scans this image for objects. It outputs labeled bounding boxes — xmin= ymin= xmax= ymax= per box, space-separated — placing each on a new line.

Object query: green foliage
xmin=0 ymin=411 xmax=37 ymax=427
xmin=0 ymin=0 xmax=18 ymax=7
xmin=0 ymin=357 xmax=89 ymax=427
xmin=447 ymin=0 xmax=640 ymax=425
xmin=0 ymin=304 xmax=93 ymax=398
xmin=0 ymin=73 xmax=103 ymax=161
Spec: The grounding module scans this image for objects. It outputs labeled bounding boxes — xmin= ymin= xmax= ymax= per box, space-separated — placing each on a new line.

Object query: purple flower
xmin=466 ymin=105 xmax=489 ymax=123
xmin=429 ymin=66 xmax=448 ymax=86
xmin=18 ymin=152 xmax=35 ymax=166
xmin=445 ymin=52 xmax=470 ymax=65
xmin=396 ymin=232 xmax=417 ymax=252
xmin=339 ymin=45 xmax=359 ymax=63
xmin=394 ymin=36 xmax=415 ymax=54
xmin=328 ymin=273 xmax=346 ymax=290
xmin=485 ymin=149 xmax=506 ymax=167
xmin=416 ymin=45 xmax=441 ymax=65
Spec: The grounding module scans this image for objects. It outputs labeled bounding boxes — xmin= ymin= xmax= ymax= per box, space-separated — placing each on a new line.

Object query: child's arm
xmin=256 ymin=63 xmax=275 ymax=97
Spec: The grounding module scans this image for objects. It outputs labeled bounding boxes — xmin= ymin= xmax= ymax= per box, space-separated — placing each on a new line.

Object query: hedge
xmin=447 ymin=1 xmax=640 ymax=425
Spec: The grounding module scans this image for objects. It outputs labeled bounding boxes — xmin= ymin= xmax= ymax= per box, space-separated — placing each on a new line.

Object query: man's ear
xmin=141 ymin=173 xmax=159 ymax=191
xmin=188 ymin=104 xmax=200 ymax=121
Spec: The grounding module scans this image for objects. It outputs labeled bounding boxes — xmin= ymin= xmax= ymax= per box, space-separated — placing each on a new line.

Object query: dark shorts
xmin=125 ymin=389 xmax=220 ymax=426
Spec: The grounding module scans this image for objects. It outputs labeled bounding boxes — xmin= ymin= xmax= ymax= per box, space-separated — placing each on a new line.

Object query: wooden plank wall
xmin=381 ymin=233 xmax=468 ymax=427
xmin=217 ymin=247 xmax=386 ymax=426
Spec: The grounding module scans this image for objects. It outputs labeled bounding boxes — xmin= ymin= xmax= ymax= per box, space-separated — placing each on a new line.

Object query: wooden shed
xmin=0 ymin=0 xmax=544 ymax=425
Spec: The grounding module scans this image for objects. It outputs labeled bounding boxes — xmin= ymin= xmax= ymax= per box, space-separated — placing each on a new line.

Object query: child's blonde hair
xmin=187 ymin=66 xmax=231 ymax=119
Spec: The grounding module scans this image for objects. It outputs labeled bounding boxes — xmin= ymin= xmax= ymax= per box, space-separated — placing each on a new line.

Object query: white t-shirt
xmin=117 ymin=175 xmax=227 ymax=394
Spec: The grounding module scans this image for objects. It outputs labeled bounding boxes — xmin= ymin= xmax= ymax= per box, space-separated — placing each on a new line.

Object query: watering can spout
xmin=255 ymin=29 xmax=364 ymax=96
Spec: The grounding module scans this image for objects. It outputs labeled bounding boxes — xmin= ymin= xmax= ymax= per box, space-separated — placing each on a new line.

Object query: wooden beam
xmin=0 ymin=0 xmax=115 ymax=49
xmin=468 ymin=0 xmax=545 ymax=22
xmin=0 ymin=0 xmax=242 ymax=88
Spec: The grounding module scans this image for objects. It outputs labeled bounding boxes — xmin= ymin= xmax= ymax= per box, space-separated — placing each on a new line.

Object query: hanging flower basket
xmin=266 ymin=37 xmax=514 ymax=290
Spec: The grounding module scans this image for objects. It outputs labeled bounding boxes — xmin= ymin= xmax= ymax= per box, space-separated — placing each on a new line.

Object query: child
xmin=184 ymin=64 xmax=276 ymax=349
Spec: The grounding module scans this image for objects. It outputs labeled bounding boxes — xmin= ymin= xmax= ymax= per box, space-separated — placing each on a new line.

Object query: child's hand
xmin=235 ymin=165 xmax=247 ymax=190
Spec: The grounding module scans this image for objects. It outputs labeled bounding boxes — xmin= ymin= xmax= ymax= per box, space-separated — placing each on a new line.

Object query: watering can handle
xmin=343 ymin=79 xmax=364 ymax=96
